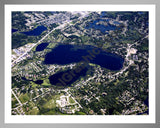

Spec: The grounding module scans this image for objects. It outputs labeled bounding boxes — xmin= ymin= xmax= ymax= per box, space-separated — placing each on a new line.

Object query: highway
xmin=12 ymin=12 xmax=90 ymax=67
xmin=12 ymin=90 xmax=22 ymax=106
xmin=12 ymin=21 xmax=72 ymax=67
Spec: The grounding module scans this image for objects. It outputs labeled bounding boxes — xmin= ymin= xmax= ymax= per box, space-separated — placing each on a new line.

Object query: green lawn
xmin=12 ymin=94 xmax=19 ymax=108
xmin=69 ymin=97 xmax=75 ymax=104
xmin=43 ymin=99 xmax=56 ymax=109
xmin=28 ymin=107 xmax=39 ymax=115
xmin=19 ymin=93 xmax=30 ymax=103
xmin=75 ymin=111 xmax=86 ymax=115
xmin=47 ymin=42 xmax=57 ymax=49
xmin=30 ymin=81 xmax=38 ymax=87
xmin=43 ymin=94 xmax=62 ymax=109
xmin=41 ymin=79 xmax=51 ymax=86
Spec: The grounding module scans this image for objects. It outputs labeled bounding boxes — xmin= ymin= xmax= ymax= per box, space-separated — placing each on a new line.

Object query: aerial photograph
xmin=11 ymin=11 xmax=149 ymax=115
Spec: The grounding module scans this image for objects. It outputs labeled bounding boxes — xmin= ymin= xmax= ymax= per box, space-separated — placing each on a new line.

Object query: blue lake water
xmin=21 ymin=77 xmax=43 ymax=85
xmin=144 ymin=96 xmax=149 ymax=107
xmin=21 ymin=25 xmax=47 ymax=36
xmin=36 ymin=43 xmax=49 ymax=51
xmin=45 ymin=44 xmax=124 ymax=87
xmin=12 ymin=29 xmax=18 ymax=33
xmin=44 ymin=44 xmax=124 ymax=71
xmin=34 ymin=80 xmax=43 ymax=84
xmin=49 ymin=66 xmax=88 ymax=87
xmin=143 ymin=96 xmax=149 ymax=114
xmin=85 ymin=19 xmax=117 ymax=34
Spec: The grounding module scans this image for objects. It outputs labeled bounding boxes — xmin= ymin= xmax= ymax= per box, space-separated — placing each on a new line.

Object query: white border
xmin=5 ymin=5 xmax=156 ymax=123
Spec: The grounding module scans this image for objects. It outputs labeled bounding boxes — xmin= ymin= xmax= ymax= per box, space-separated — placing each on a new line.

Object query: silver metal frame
xmin=0 ymin=0 xmax=159 ymax=127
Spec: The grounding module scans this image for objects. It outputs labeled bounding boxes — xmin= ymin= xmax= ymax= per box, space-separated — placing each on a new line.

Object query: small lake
xmin=36 ymin=43 xmax=49 ymax=51
xmin=143 ymin=96 xmax=149 ymax=114
xmin=34 ymin=80 xmax=43 ymax=84
xmin=85 ymin=19 xmax=117 ymax=34
xmin=21 ymin=77 xmax=43 ymax=85
xmin=12 ymin=29 xmax=18 ymax=33
xmin=44 ymin=44 xmax=124 ymax=71
xmin=49 ymin=66 xmax=88 ymax=86
xmin=46 ymin=44 xmax=124 ymax=87
xmin=21 ymin=25 xmax=47 ymax=36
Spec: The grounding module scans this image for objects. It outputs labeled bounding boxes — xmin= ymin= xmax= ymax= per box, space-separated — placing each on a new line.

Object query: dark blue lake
xmin=44 ymin=44 xmax=124 ymax=71
xmin=12 ymin=29 xmax=18 ymax=33
xmin=85 ymin=19 xmax=117 ymax=34
xmin=49 ymin=66 xmax=88 ymax=87
xmin=21 ymin=77 xmax=43 ymax=85
xmin=34 ymin=80 xmax=43 ymax=84
xmin=36 ymin=43 xmax=49 ymax=51
xmin=144 ymin=96 xmax=149 ymax=107
xmin=143 ymin=96 xmax=149 ymax=114
xmin=21 ymin=25 xmax=47 ymax=36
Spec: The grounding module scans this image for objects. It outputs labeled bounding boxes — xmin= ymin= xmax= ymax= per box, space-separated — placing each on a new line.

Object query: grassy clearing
xmin=47 ymin=42 xmax=57 ymax=49
xmin=75 ymin=111 xmax=86 ymax=115
xmin=69 ymin=97 xmax=75 ymax=104
xmin=43 ymin=99 xmax=56 ymax=109
xmin=19 ymin=93 xmax=30 ymax=103
xmin=30 ymin=81 xmax=38 ymax=87
xmin=12 ymin=94 xmax=19 ymax=108
xmin=12 ymin=50 xmax=16 ymax=55
xmin=28 ymin=107 xmax=39 ymax=115
xmin=43 ymin=94 xmax=61 ymax=109
xmin=41 ymin=79 xmax=51 ymax=86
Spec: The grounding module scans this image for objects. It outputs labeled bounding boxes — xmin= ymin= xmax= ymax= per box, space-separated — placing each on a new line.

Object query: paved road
xmin=11 ymin=13 xmax=90 ymax=111
xmin=12 ymin=90 xmax=22 ymax=106
xmin=12 ymin=12 xmax=90 ymax=67
xmin=12 ymin=21 xmax=72 ymax=67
